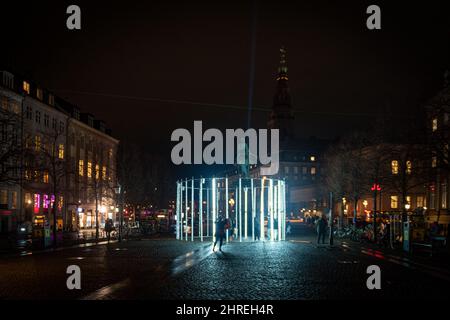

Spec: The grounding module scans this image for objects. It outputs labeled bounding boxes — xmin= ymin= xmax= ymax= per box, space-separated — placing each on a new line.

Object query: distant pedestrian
xmin=105 ymin=219 xmax=113 ymax=242
xmin=317 ymin=215 xmax=328 ymax=244
xmin=213 ymin=216 xmax=226 ymax=252
xmin=286 ymin=221 xmax=292 ymax=236
xmin=254 ymin=217 xmax=261 ymax=241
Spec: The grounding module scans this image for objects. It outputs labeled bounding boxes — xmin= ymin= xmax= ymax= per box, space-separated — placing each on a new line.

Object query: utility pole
xmin=371 ymin=183 xmax=381 ymax=242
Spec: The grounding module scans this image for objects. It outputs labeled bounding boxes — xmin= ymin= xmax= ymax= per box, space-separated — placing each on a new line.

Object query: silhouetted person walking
xmin=213 ymin=216 xmax=226 ymax=252
xmin=317 ymin=215 xmax=328 ymax=244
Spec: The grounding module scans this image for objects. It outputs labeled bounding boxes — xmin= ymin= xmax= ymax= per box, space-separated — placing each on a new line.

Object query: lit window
xmin=406 ymin=160 xmax=412 ymax=174
xmin=310 ymin=156 xmax=316 ymax=162
xmin=102 ymin=166 xmax=107 ymax=180
xmin=43 ymin=171 xmax=49 ymax=183
xmin=24 ymin=193 xmax=32 ymax=206
xmin=391 ymin=160 xmax=399 ymax=175
xmin=406 ymin=196 xmax=411 ymax=205
xmin=442 ymin=184 xmax=447 ymax=209
xmin=23 ymin=81 xmax=30 ymax=94
xmin=37 ymin=88 xmax=43 ymax=100
xmin=43 ymin=194 xmax=49 ymax=209
xmin=432 ymin=156 xmax=437 ymax=168
xmin=311 ymin=167 xmax=317 ymax=175
xmin=58 ymin=144 xmax=64 ymax=159
xmin=0 ymin=190 xmax=7 ymax=205
xmin=48 ymin=94 xmax=55 ymax=106
xmin=78 ymin=160 xmax=84 ymax=176
xmin=35 ymin=135 xmax=41 ymax=151
xmin=432 ymin=118 xmax=438 ymax=132
xmin=95 ymin=164 xmax=100 ymax=180
xmin=390 ymin=196 xmax=398 ymax=209
xmin=11 ymin=191 xmax=17 ymax=209
xmin=58 ymin=196 xmax=64 ymax=209
xmin=416 ymin=196 xmax=424 ymax=208
xmin=87 ymin=162 xmax=92 ymax=178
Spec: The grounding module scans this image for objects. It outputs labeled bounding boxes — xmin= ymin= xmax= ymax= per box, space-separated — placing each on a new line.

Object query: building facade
xmin=0 ymin=70 xmax=119 ymax=237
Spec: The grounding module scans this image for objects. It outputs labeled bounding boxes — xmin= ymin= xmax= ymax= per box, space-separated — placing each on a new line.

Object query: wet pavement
xmin=0 ymin=227 xmax=449 ymax=300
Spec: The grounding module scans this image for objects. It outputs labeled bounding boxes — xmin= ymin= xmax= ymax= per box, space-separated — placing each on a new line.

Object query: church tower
xmin=267 ymin=46 xmax=295 ymax=143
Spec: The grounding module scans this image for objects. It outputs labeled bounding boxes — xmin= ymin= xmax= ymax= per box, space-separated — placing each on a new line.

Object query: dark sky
xmin=2 ymin=0 xmax=450 ymax=154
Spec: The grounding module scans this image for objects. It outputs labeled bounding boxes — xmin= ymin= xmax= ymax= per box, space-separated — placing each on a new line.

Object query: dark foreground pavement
xmin=0 ymin=229 xmax=449 ymax=300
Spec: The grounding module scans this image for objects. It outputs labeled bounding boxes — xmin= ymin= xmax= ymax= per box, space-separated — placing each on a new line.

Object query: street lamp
xmin=114 ymin=184 xmax=123 ymax=242
xmin=405 ymin=203 xmax=411 ymax=211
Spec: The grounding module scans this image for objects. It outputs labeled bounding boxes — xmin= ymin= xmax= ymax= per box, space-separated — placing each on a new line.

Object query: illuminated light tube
xmin=199 ymin=178 xmax=204 ymax=242
xmin=274 ymin=185 xmax=278 ymax=241
xmin=191 ymin=178 xmax=194 ymax=242
xmin=244 ymin=187 xmax=248 ymax=239
xmin=251 ymin=179 xmax=255 ymax=241
xmin=269 ymin=178 xmax=274 ymax=241
xmin=212 ymin=178 xmax=216 ymax=243
xmin=239 ymin=178 xmax=242 ymax=242
xmin=260 ymin=178 xmax=264 ymax=241
xmin=206 ymin=187 xmax=210 ymax=237
xmin=225 ymin=177 xmax=229 ymax=243
xmin=185 ymin=179 xmax=188 ymax=241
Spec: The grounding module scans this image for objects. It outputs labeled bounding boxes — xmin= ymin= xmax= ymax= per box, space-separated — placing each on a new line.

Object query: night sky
xmin=2 ymin=0 xmax=450 ymax=155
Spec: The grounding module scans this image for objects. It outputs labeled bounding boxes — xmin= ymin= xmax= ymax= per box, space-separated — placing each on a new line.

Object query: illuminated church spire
xmin=268 ymin=46 xmax=295 ymax=142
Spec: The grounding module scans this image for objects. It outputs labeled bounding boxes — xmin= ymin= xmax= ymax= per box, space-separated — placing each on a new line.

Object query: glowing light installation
xmin=175 ymin=177 xmax=286 ymax=242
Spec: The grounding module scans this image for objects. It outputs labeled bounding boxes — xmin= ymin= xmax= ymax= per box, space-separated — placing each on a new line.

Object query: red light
xmin=371 ymin=184 xmax=381 ymax=191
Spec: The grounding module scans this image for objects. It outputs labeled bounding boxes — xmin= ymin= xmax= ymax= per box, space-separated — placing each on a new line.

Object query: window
xmin=441 ymin=184 xmax=447 ymax=209
xmin=35 ymin=110 xmax=41 ymax=124
xmin=52 ymin=118 xmax=57 ymax=130
xmin=406 ymin=196 xmax=411 ymax=205
xmin=102 ymin=166 xmax=107 ymax=180
xmin=23 ymin=193 xmax=31 ymax=206
xmin=23 ymin=81 xmax=30 ymax=94
xmin=26 ymin=106 xmax=32 ymax=120
xmin=43 ymin=171 xmax=49 ymax=184
xmin=432 ymin=156 xmax=437 ymax=168
xmin=302 ymin=167 xmax=307 ymax=174
xmin=294 ymin=167 xmax=299 ymax=174
xmin=311 ymin=167 xmax=317 ymax=175
xmin=87 ymin=161 xmax=92 ymax=178
xmin=78 ymin=160 xmax=84 ymax=176
xmin=391 ymin=160 xmax=399 ymax=174
xmin=390 ymin=196 xmax=398 ymax=209
xmin=35 ymin=135 xmax=41 ymax=151
xmin=59 ymin=121 xmax=65 ymax=133
xmin=406 ymin=160 xmax=412 ymax=174
xmin=310 ymin=156 xmax=316 ymax=162
xmin=25 ymin=169 xmax=32 ymax=180
xmin=58 ymin=196 xmax=64 ymax=209
xmin=416 ymin=196 xmax=424 ymax=208
xmin=48 ymin=94 xmax=55 ymax=106
xmin=0 ymin=190 xmax=7 ymax=205
xmin=44 ymin=114 xmax=49 ymax=127
xmin=11 ymin=192 xmax=17 ymax=209
xmin=95 ymin=164 xmax=100 ymax=180
xmin=1 ymin=96 xmax=7 ymax=109
xmin=37 ymin=88 xmax=43 ymax=100
xmin=284 ymin=166 xmax=290 ymax=174
xmin=58 ymin=144 xmax=64 ymax=159
xmin=432 ymin=118 xmax=438 ymax=132
xmin=430 ymin=185 xmax=436 ymax=209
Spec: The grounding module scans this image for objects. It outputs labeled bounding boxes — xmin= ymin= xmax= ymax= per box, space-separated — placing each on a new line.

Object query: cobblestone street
xmin=1 ymin=226 xmax=449 ymax=300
